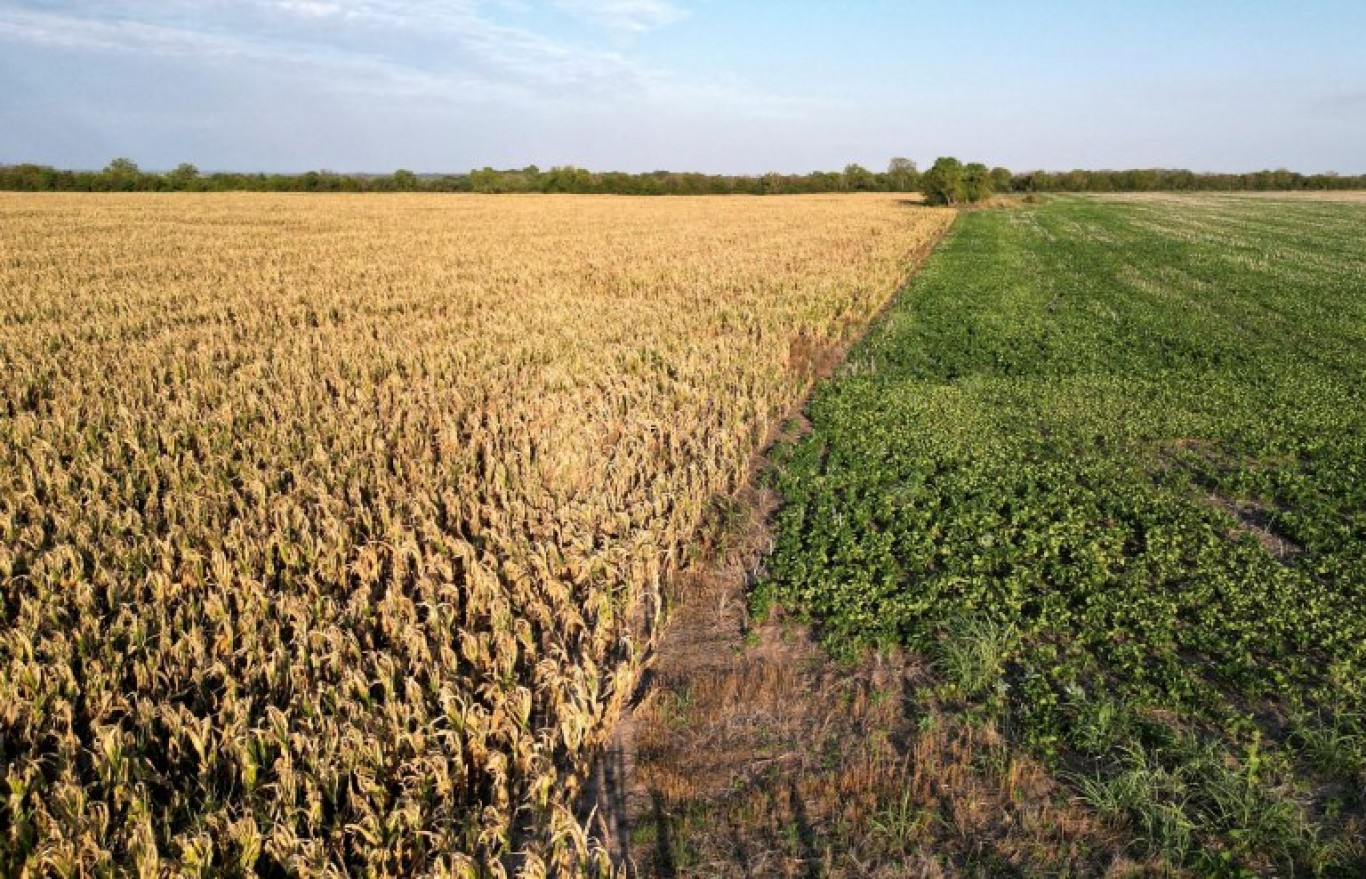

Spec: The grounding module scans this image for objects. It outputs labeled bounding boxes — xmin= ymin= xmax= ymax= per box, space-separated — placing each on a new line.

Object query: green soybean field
xmin=754 ymin=194 xmax=1366 ymax=874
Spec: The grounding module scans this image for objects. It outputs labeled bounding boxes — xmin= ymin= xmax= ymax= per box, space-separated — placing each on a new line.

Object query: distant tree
xmin=989 ymin=166 xmax=1012 ymax=193
xmin=597 ymin=171 xmax=631 ymax=194
xmin=842 ymin=163 xmax=875 ymax=192
xmin=503 ymin=169 xmax=536 ymax=193
xmin=470 ymin=167 xmax=503 ymax=193
xmin=760 ymin=172 xmax=786 ymax=195
xmin=706 ymin=175 xmax=735 ymax=195
xmin=1170 ymin=169 xmax=1198 ymax=191
xmin=101 ymin=157 xmax=143 ymax=191
xmin=668 ymin=173 xmax=707 ymax=195
xmin=887 ymin=157 xmax=920 ymax=192
xmin=0 ymin=163 xmax=58 ymax=191
xmin=1031 ymin=170 xmax=1055 ymax=192
xmin=542 ymin=166 xmax=594 ymax=193
xmin=921 ymin=156 xmax=966 ymax=205
xmin=963 ymin=162 xmax=993 ymax=202
xmin=166 ymin=162 xmax=200 ymax=190
xmin=5 ymin=158 xmax=1361 ymax=196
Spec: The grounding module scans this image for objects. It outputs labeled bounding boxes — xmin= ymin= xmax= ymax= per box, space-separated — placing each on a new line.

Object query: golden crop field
xmin=0 ymin=192 xmax=951 ymax=876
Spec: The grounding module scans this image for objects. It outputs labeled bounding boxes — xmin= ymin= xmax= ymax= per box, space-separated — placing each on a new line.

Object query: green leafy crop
xmin=757 ymin=195 xmax=1366 ymax=874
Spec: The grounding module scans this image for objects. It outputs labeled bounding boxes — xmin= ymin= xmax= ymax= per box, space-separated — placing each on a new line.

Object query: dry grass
xmin=0 ymin=192 xmax=952 ymax=876
xmin=610 ymin=493 xmax=1166 ymax=879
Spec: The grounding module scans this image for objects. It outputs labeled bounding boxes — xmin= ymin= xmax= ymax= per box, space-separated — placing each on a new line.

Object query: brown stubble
xmin=0 ymin=192 xmax=952 ymax=876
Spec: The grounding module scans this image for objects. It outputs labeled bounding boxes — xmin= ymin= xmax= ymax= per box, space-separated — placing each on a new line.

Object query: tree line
xmin=0 ymin=158 xmax=920 ymax=195
xmin=2 ymin=157 xmax=1361 ymax=198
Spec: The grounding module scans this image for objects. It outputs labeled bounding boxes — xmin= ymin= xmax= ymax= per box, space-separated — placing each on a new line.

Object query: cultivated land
xmin=0 ymin=193 xmax=952 ymax=876
xmin=749 ymin=194 xmax=1366 ymax=874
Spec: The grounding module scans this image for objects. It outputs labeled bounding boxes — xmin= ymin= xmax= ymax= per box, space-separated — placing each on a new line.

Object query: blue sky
xmin=1 ymin=1 xmax=1363 ymax=174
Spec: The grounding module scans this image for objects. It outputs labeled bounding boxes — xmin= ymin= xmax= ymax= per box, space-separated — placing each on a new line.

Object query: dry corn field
xmin=0 ymin=193 xmax=951 ymax=876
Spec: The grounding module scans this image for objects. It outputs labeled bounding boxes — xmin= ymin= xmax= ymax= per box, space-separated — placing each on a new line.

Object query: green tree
xmin=842 ymin=163 xmax=875 ymax=192
xmin=887 ymin=157 xmax=920 ymax=192
xmin=921 ymin=157 xmax=965 ymax=205
xmin=963 ymin=162 xmax=993 ymax=202
xmin=989 ymin=166 xmax=1012 ymax=193
xmin=166 ymin=163 xmax=200 ymax=190
xmin=542 ymin=166 xmax=594 ymax=193
xmin=101 ymin=157 xmax=143 ymax=191
xmin=470 ymin=167 xmax=503 ymax=193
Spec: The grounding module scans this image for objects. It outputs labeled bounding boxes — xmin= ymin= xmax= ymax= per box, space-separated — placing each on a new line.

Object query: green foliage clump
xmin=921 ymin=156 xmax=998 ymax=206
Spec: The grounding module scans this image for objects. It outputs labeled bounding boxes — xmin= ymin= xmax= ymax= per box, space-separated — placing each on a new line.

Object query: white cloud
xmin=253 ymin=0 xmax=482 ymax=28
xmin=0 ymin=0 xmax=830 ymax=172
xmin=552 ymin=0 xmax=685 ymax=33
xmin=0 ymin=10 xmax=245 ymax=57
xmin=0 ymin=1 xmax=647 ymax=99
xmin=269 ymin=1 xmax=348 ymax=19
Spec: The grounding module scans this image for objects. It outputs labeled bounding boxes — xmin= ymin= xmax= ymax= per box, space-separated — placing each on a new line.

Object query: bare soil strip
xmin=587 ymin=482 xmax=1151 ymax=878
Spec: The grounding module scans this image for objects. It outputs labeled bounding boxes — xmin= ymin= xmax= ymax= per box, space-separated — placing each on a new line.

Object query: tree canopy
xmin=1 ymin=159 xmax=1361 ymax=196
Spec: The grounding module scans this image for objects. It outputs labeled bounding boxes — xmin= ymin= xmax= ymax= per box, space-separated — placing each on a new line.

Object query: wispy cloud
xmin=0 ymin=1 xmax=651 ymax=100
xmin=553 ymin=0 xmax=686 ymax=33
xmin=0 ymin=8 xmax=240 ymax=56
xmin=0 ymin=0 xmax=834 ymax=172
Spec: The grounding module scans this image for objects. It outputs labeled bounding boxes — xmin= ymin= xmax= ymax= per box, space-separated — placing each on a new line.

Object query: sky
xmin=1 ymin=1 xmax=1363 ymax=174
